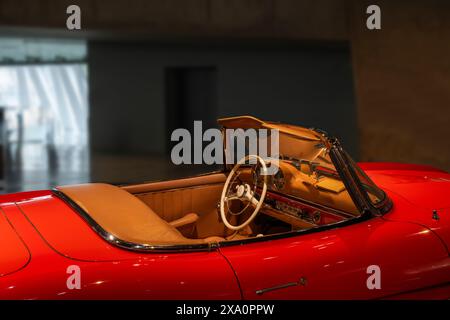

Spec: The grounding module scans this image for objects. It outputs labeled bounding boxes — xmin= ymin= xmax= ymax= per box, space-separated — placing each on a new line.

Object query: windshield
xmin=345 ymin=152 xmax=386 ymax=206
xmin=221 ymin=117 xmax=390 ymax=216
xmin=224 ymin=127 xmax=360 ymax=215
xmin=276 ymin=132 xmax=360 ymax=215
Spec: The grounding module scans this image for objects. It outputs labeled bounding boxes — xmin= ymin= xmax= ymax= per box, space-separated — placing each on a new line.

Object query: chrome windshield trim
xmin=329 ymin=138 xmax=392 ymax=216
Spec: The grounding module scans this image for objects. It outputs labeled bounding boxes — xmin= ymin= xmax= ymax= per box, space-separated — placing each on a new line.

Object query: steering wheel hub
xmin=220 ymin=155 xmax=268 ymax=231
xmin=236 ymin=185 xmax=246 ymax=197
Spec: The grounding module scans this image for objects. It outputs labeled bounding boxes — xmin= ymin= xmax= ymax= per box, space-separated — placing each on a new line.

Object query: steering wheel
xmin=220 ymin=155 xmax=268 ymax=231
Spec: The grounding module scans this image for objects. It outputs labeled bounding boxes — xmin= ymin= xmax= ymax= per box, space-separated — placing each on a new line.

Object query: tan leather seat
xmin=57 ymin=183 xmax=224 ymax=245
xmin=168 ymin=213 xmax=199 ymax=228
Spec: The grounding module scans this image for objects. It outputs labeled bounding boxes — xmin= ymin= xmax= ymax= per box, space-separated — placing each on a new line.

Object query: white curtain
xmin=0 ymin=63 xmax=88 ymax=146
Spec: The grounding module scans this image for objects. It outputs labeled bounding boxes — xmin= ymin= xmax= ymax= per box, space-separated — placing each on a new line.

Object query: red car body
xmin=0 ymin=162 xmax=449 ymax=300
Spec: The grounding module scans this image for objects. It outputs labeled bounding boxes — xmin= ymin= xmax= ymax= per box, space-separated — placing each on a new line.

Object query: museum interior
xmin=0 ymin=0 xmax=448 ymax=193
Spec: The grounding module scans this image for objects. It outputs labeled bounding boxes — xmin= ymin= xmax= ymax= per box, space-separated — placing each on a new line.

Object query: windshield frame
xmin=329 ymin=137 xmax=392 ymax=216
xmin=220 ymin=124 xmax=392 ymax=217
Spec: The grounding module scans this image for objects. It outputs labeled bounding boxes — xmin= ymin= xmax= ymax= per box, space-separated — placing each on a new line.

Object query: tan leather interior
xmin=218 ymin=116 xmax=359 ymax=214
xmin=217 ymin=115 xmax=326 ymax=143
xmin=132 ymin=183 xmax=224 ymax=223
xmin=124 ymin=173 xmax=240 ymax=238
xmin=54 ymin=117 xmax=364 ymax=247
xmin=238 ymin=161 xmax=359 ymax=215
xmin=168 ymin=213 xmax=199 ymax=228
xmin=57 ymin=183 xmax=224 ymax=245
xmin=122 ymin=172 xmax=226 ymax=194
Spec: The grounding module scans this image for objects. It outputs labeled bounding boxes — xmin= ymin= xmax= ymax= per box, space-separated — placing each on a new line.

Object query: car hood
xmin=360 ymin=162 xmax=450 ymax=211
xmin=360 ymin=162 xmax=450 ymax=252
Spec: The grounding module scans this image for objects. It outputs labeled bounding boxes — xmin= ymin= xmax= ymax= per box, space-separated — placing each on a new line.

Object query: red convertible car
xmin=0 ymin=116 xmax=449 ymax=299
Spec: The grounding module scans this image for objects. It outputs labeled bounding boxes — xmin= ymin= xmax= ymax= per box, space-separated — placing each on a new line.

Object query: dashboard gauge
xmin=252 ymin=169 xmax=258 ymax=185
xmin=272 ymin=169 xmax=285 ymax=190
xmin=252 ymin=166 xmax=263 ymax=186
xmin=312 ymin=211 xmax=321 ymax=224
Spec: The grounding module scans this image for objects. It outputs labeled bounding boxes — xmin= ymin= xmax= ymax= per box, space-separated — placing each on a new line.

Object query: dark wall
xmin=350 ymin=0 xmax=450 ymax=171
xmin=0 ymin=0 xmax=347 ymax=41
xmin=88 ymin=43 xmax=358 ymax=157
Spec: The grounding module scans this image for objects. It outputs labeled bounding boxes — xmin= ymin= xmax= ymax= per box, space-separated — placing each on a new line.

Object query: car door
xmin=3 ymin=197 xmax=242 ymax=299
xmin=219 ymin=216 xmax=450 ymax=299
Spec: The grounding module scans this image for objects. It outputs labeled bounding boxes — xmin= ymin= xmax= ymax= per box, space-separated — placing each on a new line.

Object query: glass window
xmin=223 ymin=124 xmax=360 ymax=215
xmin=345 ymin=153 xmax=386 ymax=206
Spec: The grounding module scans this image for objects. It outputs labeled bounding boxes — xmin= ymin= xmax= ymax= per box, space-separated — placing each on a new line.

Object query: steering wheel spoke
xmin=220 ymin=155 xmax=268 ymax=231
xmin=243 ymin=189 xmax=259 ymax=207
xmin=224 ymin=194 xmax=240 ymax=202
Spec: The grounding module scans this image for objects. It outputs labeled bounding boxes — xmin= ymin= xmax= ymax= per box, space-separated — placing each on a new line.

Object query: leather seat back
xmin=57 ymin=183 xmax=206 ymax=245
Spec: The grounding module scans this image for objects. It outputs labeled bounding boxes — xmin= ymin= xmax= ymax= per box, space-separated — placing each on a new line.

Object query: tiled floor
xmin=1 ymin=143 xmax=90 ymax=193
xmin=0 ymin=143 xmax=219 ymax=194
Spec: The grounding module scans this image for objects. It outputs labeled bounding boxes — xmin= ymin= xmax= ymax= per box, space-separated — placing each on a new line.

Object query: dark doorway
xmin=165 ymin=67 xmax=218 ymax=155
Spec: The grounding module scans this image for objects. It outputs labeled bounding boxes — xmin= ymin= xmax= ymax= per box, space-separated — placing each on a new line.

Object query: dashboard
xmin=243 ymin=159 xmax=359 ymax=229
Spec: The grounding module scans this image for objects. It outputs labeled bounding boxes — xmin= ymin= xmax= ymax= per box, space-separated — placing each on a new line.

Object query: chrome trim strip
xmin=256 ymin=282 xmax=298 ymax=295
xmin=52 ymin=189 xmax=216 ymax=253
xmin=256 ymin=277 xmax=307 ymax=295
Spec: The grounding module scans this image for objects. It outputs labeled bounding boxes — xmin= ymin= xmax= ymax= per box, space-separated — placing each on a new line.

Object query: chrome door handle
xmin=255 ymin=277 xmax=307 ymax=295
